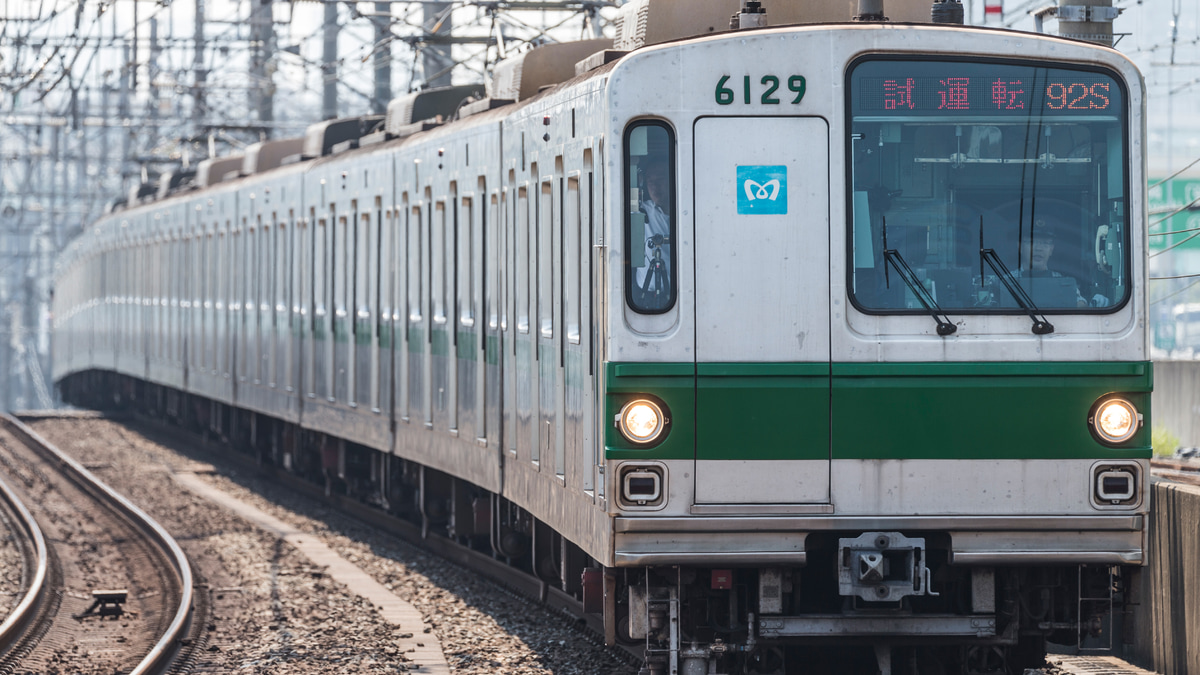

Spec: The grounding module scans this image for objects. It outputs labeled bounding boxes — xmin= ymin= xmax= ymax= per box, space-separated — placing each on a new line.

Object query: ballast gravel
xmin=27 ymin=416 xmax=636 ymax=675
xmin=0 ymin=495 xmax=25 ymax=617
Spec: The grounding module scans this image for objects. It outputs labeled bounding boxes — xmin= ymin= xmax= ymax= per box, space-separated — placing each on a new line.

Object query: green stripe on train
xmin=456 ymin=330 xmax=478 ymax=361
xmin=605 ymin=361 xmax=1152 ymax=461
xmin=831 ymin=361 xmax=1151 ymax=460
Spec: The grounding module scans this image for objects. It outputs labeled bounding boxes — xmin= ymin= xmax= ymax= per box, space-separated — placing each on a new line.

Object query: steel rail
xmin=0 ymin=467 xmax=49 ymax=654
xmin=0 ymin=414 xmax=194 ymax=675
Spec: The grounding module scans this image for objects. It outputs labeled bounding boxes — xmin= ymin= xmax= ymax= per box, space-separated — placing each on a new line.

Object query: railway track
xmin=114 ymin=414 xmax=646 ymax=669
xmin=0 ymin=414 xmax=197 ymax=674
xmin=23 ymin=412 xmax=638 ymax=675
xmin=0 ymin=453 xmax=50 ymax=659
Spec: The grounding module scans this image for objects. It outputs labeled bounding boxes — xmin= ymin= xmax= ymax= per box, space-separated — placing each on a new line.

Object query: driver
xmin=635 ymin=160 xmax=672 ymax=308
xmin=1018 ymin=223 xmax=1090 ymax=308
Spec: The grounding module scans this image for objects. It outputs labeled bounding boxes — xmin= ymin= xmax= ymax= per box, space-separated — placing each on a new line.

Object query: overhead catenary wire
xmin=1149 ymin=192 xmax=1200 ymax=230
xmin=1151 ymin=228 xmax=1200 ymax=257
xmin=1150 ymin=154 xmax=1200 ymax=189
xmin=1150 ymin=276 xmax=1200 ymax=305
xmin=1150 ymin=223 xmax=1200 ymax=237
xmin=1151 ymin=271 xmax=1200 ymax=280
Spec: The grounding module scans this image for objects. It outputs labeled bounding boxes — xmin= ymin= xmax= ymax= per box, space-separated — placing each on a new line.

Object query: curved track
xmin=0 ymin=457 xmax=50 ymax=657
xmin=123 ymin=414 xmax=644 ymax=669
xmin=0 ymin=414 xmax=195 ymax=674
xmin=23 ymin=412 xmax=640 ymax=674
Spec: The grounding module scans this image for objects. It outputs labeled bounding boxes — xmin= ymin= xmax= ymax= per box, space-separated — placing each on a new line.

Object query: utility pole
xmin=149 ymin=17 xmax=161 ymax=160
xmin=250 ymin=0 xmax=275 ymax=133
xmin=193 ymin=0 xmax=207 ymax=129
xmin=323 ymin=0 xmax=340 ymax=120
xmin=424 ymin=2 xmax=453 ymax=88
xmin=372 ymin=1 xmax=392 ymax=114
xmin=68 ymin=90 xmax=87 ymax=248
xmin=0 ymin=128 xmax=11 ymax=411
xmin=101 ymin=83 xmax=112 ymax=195
xmin=35 ymin=126 xmax=55 ymax=405
xmin=119 ymin=40 xmax=133 ymax=192
xmin=131 ymin=0 xmax=139 ymax=90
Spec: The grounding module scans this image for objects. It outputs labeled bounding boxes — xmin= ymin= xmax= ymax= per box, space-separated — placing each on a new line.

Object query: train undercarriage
xmin=59 ymin=371 xmax=1138 ymax=675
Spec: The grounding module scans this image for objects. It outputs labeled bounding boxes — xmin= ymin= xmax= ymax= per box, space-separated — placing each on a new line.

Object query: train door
xmin=692 ymin=116 xmax=831 ymax=505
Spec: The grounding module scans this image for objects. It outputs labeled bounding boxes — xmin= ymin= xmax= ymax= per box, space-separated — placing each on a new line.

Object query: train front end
xmin=602 ymin=22 xmax=1148 ymax=674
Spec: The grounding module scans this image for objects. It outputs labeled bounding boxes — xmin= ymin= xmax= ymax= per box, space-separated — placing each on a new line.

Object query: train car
xmin=52 ymin=1 xmax=1151 ymax=673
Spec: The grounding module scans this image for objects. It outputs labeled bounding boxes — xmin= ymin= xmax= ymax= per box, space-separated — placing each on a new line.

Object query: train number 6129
xmin=716 ymin=74 xmax=806 ymax=105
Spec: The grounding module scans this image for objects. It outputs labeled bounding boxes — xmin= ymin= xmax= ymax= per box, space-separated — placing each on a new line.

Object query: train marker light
xmin=622 ymin=469 xmax=662 ymax=505
xmin=616 ymin=399 xmax=667 ymax=445
xmin=1096 ymin=470 xmax=1135 ymax=502
xmin=1090 ymin=397 xmax=1140 ymax=444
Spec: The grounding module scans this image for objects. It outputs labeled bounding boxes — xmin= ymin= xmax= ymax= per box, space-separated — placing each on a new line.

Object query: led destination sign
xmin=852 ymin=61 xmax=1122 ymax=117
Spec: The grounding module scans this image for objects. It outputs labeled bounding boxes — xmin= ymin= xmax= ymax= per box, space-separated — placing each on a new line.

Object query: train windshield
xmin=847 ymin=59 xmax=1129 ymax=314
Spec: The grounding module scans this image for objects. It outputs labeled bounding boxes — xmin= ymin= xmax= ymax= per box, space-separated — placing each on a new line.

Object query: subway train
xmin=52 ymin=1 xmax=1152 ymax=673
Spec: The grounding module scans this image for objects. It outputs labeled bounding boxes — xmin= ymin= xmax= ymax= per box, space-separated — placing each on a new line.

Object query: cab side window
xmin=624 ymin=122 xmax=676 ymax=314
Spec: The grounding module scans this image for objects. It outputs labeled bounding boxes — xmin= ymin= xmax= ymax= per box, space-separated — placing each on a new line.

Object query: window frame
xmin=843 ymin=55 xmax=1132 ymax=317
xmin=623 ymin=119 xmax=678 ymax=314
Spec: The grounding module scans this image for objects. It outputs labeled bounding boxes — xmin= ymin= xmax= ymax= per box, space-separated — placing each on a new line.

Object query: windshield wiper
xmin=882 ymin=216 xmax=956 ymax=336
xmin=977 ymin=216 xmax=1054 ymax=335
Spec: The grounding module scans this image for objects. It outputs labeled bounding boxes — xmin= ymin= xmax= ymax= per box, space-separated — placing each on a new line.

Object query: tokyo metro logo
xmin=745 ymin=179 xmax=781 ymax=202
xmin=736 ymin=165 xmax=787 ymax=215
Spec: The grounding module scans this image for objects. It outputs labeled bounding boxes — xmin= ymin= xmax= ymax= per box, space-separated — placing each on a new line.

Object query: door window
xmin=624 ymin=121 xmax=676 ymax=313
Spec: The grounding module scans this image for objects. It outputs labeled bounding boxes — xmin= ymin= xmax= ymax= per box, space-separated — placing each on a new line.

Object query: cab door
xmin=693 ymin=116 xmax=831 ymax=505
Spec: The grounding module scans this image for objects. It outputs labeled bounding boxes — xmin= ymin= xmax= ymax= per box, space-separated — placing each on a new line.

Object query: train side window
xmin=434 ymin=201 xmax=447 ymax=322
xmin=539 ymin=177 xmax=554 ymax=338
xmin=395 ymin=198 xmax=406 ymax=335
xmin=409 ymin=205 xmax=422 ymax=322
xmin=517 ymin=184 xmax=530 ymax=334
xmin=379 ymin=205 xmax=392 ymax=344
xmin=488 ymin=191 xmax=500 ymax=332
xmin=358 ymin=211 xmax=371 ymax=342
xmin=474 ymin=180 xmax=485 ymax=340
xmin=459 ymin=195 xmax=474 ymax=326
xmin=374 ymin=199 xmax=385 ymax=350
xmin=241 ymin=223 xmax=250 ymax=377
xmin=336 ymin=215 xmax=349 ymax=338
xmin=315 ymin=217 xmax=327 ymax=327
xmin=219 ymin=228 xmax=229 ymax=374
xmin=623 ymin=121 xmax=676 ymax=313
xmin=504 ymin=178 xmax=514 ymax=338
xmin=200 ymin=233 xmax=209 ymax=369
xmin=398 ymin=196 xmax=408 ymax=331
xmin=566 ymin=174 xmax=582 ymax=344
xmin=277 ymin=217 xmax=288 ymax=388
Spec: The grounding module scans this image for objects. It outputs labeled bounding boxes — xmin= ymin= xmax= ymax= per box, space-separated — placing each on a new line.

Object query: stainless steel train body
xmin=53 ymin=15 xmax=1150 ymax=675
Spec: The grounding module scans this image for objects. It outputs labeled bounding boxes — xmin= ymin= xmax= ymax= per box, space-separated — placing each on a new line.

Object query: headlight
xmin=616 ymin=399 xmax=667 ymax=445
xmin=1090 ymin=397 xmax=1140 ymax=444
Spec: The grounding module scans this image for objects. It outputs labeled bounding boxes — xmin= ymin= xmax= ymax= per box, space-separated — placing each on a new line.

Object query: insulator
xmin=931 ymin=0 xmax=965 ymax=24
